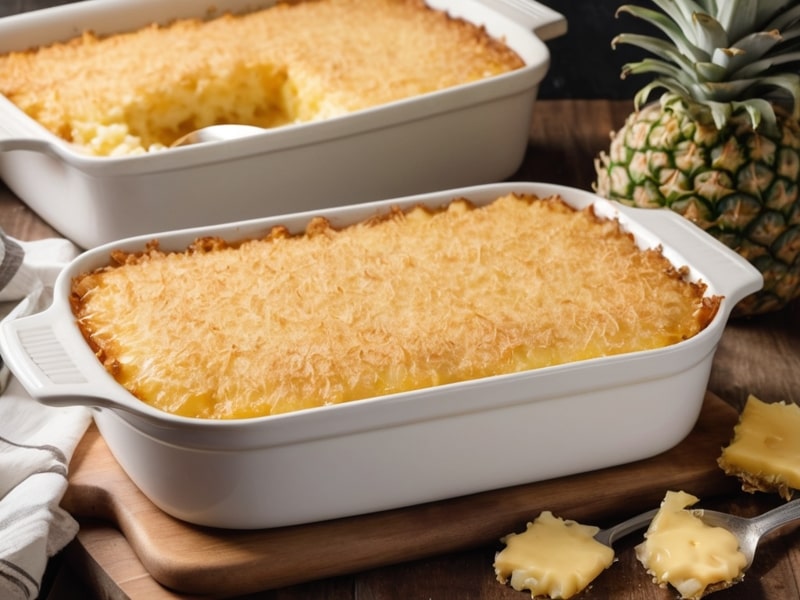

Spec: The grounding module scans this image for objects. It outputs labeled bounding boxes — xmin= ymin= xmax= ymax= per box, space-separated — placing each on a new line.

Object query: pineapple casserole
xmin=594 ymin=0 xmax=800 ymax=316
xmin=0 ymin=0 xmax=524 ymax=156
xmin=70 ymin=193 xmax=719 ymax=420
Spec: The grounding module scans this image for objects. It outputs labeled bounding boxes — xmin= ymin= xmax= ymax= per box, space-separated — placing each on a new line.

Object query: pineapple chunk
xmin=718 ymin=394 xmax=800 ymax=500
xmin=494 ymin=511 xmax=614 ymax=599
xmin=635 ymin=491 xmax=746 ymax=600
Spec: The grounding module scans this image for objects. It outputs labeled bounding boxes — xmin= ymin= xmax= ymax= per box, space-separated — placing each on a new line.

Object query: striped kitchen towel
xmin=0 ymin=232 xmax=92 ymax=600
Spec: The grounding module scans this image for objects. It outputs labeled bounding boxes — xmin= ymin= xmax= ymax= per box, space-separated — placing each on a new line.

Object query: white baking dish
xmin=0 ymin=182 xmax=762 ymax=529
xmin=0 ymin=0 xmax=565 ymax=249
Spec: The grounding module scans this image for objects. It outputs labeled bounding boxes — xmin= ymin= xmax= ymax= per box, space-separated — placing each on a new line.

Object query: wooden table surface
xmin=2 ymin=99 xmax=799 ymax=600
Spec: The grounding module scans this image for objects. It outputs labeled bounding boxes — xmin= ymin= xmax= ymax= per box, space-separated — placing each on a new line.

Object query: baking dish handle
xmin=0 ymin=306 xmax=130 ymax=411
xmin=0 ymin=134 xmax=52 ymax=154
xmin=0 ymin=100 xmax=60 ymax=154
xmin=479 ymin=0 xmax=567 ymax=41
xmin=614 ymin=203 xmax=764 ymax=308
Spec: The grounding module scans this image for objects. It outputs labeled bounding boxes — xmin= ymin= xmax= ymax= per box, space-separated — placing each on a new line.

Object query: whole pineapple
xmin=594 ymin=0 xmax=800 ymax=317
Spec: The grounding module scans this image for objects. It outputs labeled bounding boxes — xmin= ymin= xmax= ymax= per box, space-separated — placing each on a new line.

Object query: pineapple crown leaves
xmin=612 ymin=0 xmax=800 ymax=133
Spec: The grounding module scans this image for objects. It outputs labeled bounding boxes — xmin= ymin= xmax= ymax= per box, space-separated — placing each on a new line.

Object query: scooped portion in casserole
xmin=0 ymin=0 xmax=524 ymax=156
xmin=70 ymin=193 xmax=720 ymax=419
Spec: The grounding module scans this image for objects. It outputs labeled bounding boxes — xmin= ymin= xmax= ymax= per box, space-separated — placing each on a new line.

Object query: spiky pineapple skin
xmin=595 ymin=98 xmax=800 ymax=317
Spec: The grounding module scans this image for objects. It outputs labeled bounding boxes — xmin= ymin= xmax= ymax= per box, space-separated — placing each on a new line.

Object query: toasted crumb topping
xmin=71 ymin=193 xmax=719 ymax=419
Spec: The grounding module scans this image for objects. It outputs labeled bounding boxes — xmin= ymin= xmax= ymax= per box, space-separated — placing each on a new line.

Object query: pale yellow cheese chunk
xmin=494 ymin=511 xmax=615 ymax=599
xmin=635 ymin=491 xmax=746 ymax=600
xmin=718 ymin=394 xmax=800 ymax=499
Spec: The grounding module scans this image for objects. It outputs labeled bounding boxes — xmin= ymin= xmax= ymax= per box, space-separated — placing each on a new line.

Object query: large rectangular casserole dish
xmin=0 ymin=0 xmax=565 ymax=249
xmin=0 ymin=182 xmax=763 ymax=530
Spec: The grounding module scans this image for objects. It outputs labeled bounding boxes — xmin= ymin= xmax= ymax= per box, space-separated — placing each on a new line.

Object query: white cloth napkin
xmin=0 ymin=233 xmax=92 ymax=600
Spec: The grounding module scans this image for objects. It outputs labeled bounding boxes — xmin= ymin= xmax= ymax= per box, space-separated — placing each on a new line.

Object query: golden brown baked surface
xmin=0 ymin=0 xmax=524 ymax=155
xmin=70 ymin=193 xmax=720 ymax=419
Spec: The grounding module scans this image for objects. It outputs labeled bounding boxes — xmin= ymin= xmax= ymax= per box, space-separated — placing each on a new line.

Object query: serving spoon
xmin=170 ymin=124 xmax=263 ymax=147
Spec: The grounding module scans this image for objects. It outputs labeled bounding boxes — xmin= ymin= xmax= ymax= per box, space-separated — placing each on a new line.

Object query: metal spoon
xmin=170 ymin=124 xmax=263 ymax=148
xmin=693 ymin=497 xmax=800 ymax=573
xmin=594 ymin=507 xmax=658 ymax=547
xmin=595 ymin=499 xmax=800 ymax=597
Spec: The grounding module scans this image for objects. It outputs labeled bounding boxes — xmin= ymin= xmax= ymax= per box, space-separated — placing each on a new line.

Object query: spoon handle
xmin=751 ymin=497 xmax=800 ymax=538
xmin=597 ymin=508 xmax=658 ymax=546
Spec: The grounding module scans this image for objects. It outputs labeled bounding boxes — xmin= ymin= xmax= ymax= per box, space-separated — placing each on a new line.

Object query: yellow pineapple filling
xmin=718 ymin=394 xmax=800 ymax=499
xmin=494 ymin=511 xmax=615 ymax=599
xmin=70 ymin=62 xmax=294 ymax=155
xmin=635 ymin=491 xmax=747 ymax=600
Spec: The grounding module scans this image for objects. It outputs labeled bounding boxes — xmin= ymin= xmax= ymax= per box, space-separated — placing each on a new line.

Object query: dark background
xmin=535 ymin=0 xmax=650 ymax=99
xmin=1 ymin=0 xmax=654 ymax=100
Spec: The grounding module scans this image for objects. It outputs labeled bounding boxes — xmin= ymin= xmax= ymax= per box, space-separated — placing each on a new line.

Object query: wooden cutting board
xmin=62 ymin=392 xmax=741 ymax=598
